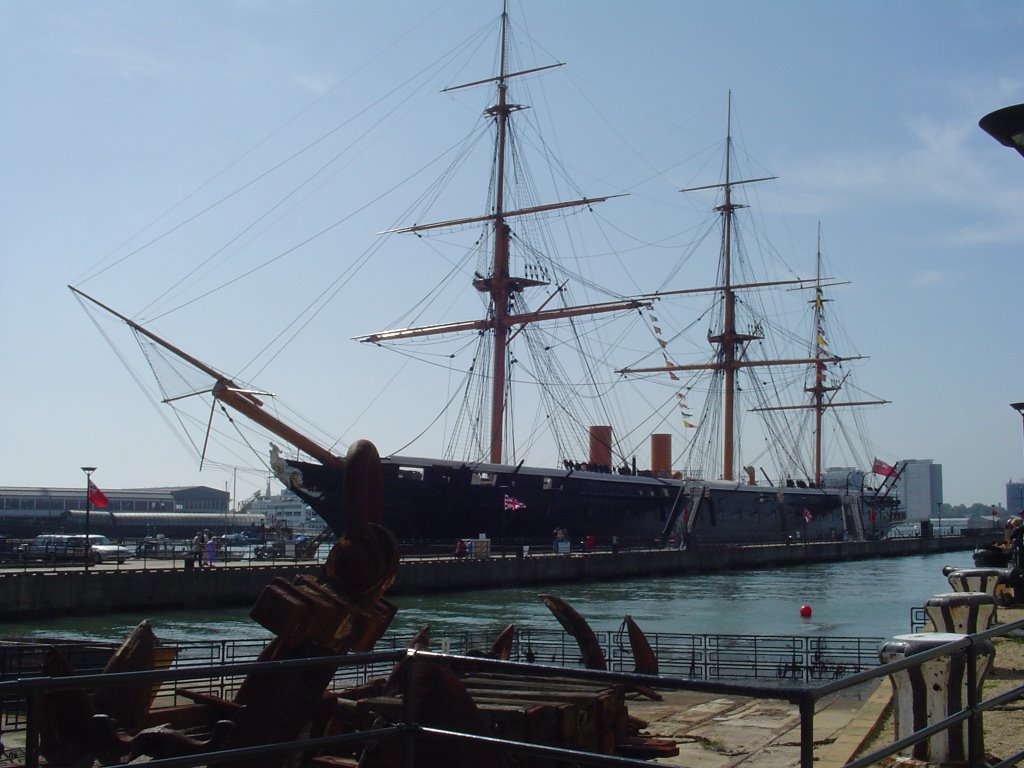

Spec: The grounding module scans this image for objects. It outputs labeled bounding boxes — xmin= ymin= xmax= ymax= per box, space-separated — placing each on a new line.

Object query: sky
xmin=1 ymin=1 xmax=1022 ymax=508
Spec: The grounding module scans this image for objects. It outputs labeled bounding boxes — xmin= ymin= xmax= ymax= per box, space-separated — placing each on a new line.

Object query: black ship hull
xmin=279 ymin=454 xmax=897 ymax=546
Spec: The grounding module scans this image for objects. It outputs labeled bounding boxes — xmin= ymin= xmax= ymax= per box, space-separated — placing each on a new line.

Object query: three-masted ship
xmin=73 ymin=7 xmax=899 ymax=546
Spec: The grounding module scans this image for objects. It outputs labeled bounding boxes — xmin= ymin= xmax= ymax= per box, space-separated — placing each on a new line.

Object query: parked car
xmin=24 ymin=534 xmax=130 ymax=564
xmin=24 ymin=534 xmax=71 ymax=561
xmin=70 ymin=534 xmax=130 ymax=564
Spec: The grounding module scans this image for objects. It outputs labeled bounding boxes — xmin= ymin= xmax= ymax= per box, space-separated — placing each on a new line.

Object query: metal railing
xmin=0 ymin=627 xmax=883 ymax=732
xmin=2 ymin=618 xmax=1021 ymax=768
xmin=439 ymin=627 xmax=884 ymax=682
xmin=0 ymin=526 xmax=981 ymax=572
xmin=839 ymin=617 xmax=1024 ymax=768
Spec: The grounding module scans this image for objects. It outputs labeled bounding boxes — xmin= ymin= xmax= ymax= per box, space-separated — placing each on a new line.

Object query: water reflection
xmin=0 ymin=551 xmax=972 ymax=644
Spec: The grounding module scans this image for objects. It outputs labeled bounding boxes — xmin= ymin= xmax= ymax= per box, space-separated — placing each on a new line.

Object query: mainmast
xmin=811 ymin=236 xmax=830 ymax=483
xmin=620 ymin=95 xmax=780 ymax=481
xmin=712 ymin=96 xmax=761 ymax=481
xmin=789 ymin=228 xmax=843 ymax=485
xmin=618 ymin=95 xmax=861 ymax=483
xmin=358 ymin=6 xmax=645 ymax=466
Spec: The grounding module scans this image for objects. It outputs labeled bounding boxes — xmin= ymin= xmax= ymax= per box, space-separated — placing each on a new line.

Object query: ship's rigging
xmin=616 ymin=95 xmax=889 ymax=484
xmin=356 ymin=6 xmax=652 ymax=468
xmin=67 ymin=5 xmax=891 ymax=495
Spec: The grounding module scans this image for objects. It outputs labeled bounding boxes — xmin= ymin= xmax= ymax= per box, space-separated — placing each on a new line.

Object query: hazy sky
xmin=2 ymin=1 xmax=1022 ymax=507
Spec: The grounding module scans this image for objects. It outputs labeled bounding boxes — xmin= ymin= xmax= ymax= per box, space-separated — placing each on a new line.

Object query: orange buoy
xmin=800 ymin=604 xmax=812 ymax=618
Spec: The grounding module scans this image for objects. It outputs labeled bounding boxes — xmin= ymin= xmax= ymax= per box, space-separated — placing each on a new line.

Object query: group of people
xmin=191 ymin=529 xmax=216 ymax=567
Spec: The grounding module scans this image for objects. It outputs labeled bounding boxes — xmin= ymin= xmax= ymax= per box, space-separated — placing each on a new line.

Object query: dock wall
xmin=0 ymin=536 xmax=974 ymax=620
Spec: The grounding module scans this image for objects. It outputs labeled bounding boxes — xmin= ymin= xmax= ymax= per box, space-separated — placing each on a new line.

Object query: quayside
xmin=0 ymin=535 xmax=975 ymax=621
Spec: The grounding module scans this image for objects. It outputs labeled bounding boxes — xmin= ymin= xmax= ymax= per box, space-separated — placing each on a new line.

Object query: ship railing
xmin=1 ymin=617 xmax=1022 ymax=768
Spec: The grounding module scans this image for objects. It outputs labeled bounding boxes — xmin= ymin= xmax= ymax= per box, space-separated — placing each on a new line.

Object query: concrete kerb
xmin=815 ymin=678 xmax=893 ymax=768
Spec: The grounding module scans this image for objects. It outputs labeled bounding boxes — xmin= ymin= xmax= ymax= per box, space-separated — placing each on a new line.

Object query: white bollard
xmin=879 ymin=632 xmax=995 ymax=764
xmin=924 ymin=591 xmax=997 ymax=634
xmin=945 ymin=567 xmax=1005 ymax=597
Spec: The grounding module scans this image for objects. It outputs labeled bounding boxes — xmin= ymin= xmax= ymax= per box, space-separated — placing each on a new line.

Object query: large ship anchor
xmin=37 ymin=440 xmax=399 ymax=768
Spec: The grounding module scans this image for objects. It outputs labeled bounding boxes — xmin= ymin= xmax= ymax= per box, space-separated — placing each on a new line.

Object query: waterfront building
xmin=0 ymin=485 xmax=233 ymax=538
xmin=892 ymin=460 xmax=943 ymax=523
xmin=1007 ymin=480 xmax=1024 ymax=514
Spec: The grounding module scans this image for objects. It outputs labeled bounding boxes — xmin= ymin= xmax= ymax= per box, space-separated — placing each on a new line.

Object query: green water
xmin=0 ymin=552 xmax=972 ymax=645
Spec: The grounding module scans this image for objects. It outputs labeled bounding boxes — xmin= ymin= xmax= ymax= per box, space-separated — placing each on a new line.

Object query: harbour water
xmin=0 ymin=551 xmax=975 ymax=645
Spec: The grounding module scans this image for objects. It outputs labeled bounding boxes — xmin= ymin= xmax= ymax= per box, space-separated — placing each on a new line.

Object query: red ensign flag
xmin=871 ymin=458 xmax=896 ymax=477
xmin=88 ymin=480 xmax=109 ymax=509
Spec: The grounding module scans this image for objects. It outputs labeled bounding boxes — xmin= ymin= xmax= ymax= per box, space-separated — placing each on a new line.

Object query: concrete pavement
xmin=627 ymin=678 xmax=890 ymax=768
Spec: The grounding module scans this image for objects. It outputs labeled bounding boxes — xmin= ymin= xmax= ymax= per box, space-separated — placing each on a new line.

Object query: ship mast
xmin=809 ymin=229 xmax=835 ymax=483
xmin=618 ymin=95 xmax=861 ymax=482
xmin=811 ymin=237 xmax=830 ymax=483
xmin=358 ymin=5 xmax=647 ymax=465
xmin=714 ymin=96 xmax=758 ymax=481
xmin=751 ymin=225 xmax=889 ymax=484
xmin=488 ymin=6 xmax=513 ymax=465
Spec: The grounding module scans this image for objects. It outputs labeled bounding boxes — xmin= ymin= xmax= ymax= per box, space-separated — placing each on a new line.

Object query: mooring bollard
xmin=924 ymin=591 xmax=998 ymax=634
xmin=945 ymin=567 xmax=1006 ymax=598
xmin=879 ymin=632 xmax=995 ymax=764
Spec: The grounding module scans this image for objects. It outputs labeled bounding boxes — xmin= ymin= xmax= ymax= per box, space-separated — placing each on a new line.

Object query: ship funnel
xmin=651 ymin=434 xmax=672 ymax=478
xmin=588 ymin=426 xmax=613 ymax=469
xmin=743 ymin=466 xmax=756 ymax=485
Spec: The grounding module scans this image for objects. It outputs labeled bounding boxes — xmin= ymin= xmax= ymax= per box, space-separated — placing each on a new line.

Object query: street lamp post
xmin=1011 ymin=405 xmax=1024 ymax=513
xmin=81 ymin=466 xmax=96 ymax=570
xmin=980 ymin=104 xmax=1024 ymax=158
xmin=1012 ymin=403 xmax=1024 ymax=466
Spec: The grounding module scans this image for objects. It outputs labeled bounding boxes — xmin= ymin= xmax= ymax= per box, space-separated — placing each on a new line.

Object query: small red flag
xmin=88 ymin=480 xmax=109 ymax=509
xmin=871 ymin=458 xmax=896 ymax=477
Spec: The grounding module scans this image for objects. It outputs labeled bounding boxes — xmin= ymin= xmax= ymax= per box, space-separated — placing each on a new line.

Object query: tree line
xmin=938 ymin=503 xmax=1006 ymax=518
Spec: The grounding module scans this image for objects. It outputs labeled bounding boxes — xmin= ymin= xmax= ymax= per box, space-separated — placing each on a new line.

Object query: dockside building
xmin=0 ymin=485 xmax=254 ymax=539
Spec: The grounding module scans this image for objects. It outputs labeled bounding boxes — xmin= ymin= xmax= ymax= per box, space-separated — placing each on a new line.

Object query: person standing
xmin=192 ymin=532 xmax=204 ymax=567
xmin=204 ymin=530 xmax=216 ymax=566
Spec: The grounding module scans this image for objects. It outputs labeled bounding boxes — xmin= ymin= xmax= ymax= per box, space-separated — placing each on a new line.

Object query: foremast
xmin=357 ymin=5 xmax=644 ymax=465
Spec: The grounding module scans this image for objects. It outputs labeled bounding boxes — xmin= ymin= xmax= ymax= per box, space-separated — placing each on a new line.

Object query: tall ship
xmin=73 ymin=6 xmax=900 ymax=545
